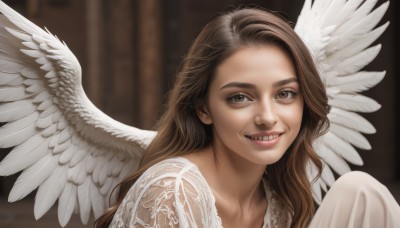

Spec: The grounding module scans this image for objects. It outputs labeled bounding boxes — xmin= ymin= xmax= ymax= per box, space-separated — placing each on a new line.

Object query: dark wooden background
xmin=0 ymin=0 xmax=398 ymax=227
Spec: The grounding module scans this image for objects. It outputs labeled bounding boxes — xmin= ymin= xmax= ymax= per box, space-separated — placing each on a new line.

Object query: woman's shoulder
xmin=140 ymin=156 xmax=203 ymax=181
xmin=122 ymin=157 xmax=214 ymax=205
xmin=126 ymin=157 xmax=208 ymax=197
xmin=111 ymin=157 xmax=220 ymax=227
xmin=147 ymin=156 xmax=198 ymax=171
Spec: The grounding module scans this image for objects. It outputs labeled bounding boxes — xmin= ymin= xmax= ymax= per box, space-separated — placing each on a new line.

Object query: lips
xmin=245 ymin=132 xmax=283 ymax=141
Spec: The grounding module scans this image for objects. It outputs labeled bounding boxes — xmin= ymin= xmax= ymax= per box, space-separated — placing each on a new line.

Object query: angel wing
xmin=0 ymin=1 xmax=156 ymax=226
xmin=294 ymin=0 xmax=389 ymax=201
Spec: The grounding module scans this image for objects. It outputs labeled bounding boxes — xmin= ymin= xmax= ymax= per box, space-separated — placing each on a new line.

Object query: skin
xmin=186 ymin=44 xmax=304 ymax=227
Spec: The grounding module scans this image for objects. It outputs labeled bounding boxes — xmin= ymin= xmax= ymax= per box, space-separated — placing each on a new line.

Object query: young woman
xmin=95 ymin=8 xmax=400 ymax=228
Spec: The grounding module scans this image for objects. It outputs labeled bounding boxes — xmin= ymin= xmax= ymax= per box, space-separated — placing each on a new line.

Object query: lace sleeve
xmin=110 ymin=159 xmax=221 ymax=228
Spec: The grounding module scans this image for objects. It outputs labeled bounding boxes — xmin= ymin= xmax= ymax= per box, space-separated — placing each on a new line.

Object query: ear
xmin=196 ymin=104 xmax=213 ymax=125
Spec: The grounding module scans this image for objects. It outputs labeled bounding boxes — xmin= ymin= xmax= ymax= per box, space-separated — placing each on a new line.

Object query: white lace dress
xmin=110 ymin=157 xmax=291 ymax=228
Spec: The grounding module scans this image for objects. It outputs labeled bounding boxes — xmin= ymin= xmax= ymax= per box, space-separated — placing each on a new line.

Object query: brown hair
xmin=95 ymin=8 xmax=329 ymax=228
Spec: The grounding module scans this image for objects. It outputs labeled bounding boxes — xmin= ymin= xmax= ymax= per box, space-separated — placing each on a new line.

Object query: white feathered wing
xmin=294 ymin=0 xmax=389 ymax=201
xmin=0 ymin=1 xmax=156 ymax=226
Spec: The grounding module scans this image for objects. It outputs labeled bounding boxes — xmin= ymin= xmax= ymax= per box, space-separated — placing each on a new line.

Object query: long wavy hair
xmin=95 ymin=8 xmax=329 ymax=228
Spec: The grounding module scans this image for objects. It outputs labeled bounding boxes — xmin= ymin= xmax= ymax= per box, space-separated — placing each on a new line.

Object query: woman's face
xmin=198 ymin=45 xmax=303 ymax=166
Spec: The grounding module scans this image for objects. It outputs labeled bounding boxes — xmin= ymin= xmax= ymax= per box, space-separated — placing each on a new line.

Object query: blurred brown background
xmin=0 ymin=0 xmax=398 ymax=227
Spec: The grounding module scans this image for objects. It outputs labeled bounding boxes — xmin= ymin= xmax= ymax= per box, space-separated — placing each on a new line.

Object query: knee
xmin=317 ymin=172 xmax=400 ymax=228
xmin=337 ymin=171 xmax=375 ymax=184
xmin=332 ymin=171 xmax=385 ymax=195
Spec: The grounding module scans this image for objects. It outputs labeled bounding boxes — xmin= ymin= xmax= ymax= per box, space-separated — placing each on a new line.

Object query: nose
xmin=254 ymin=101 xmax=277 ymax=127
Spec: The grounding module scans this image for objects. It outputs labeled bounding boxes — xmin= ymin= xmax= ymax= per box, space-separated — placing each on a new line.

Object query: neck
xmin=201 ymin=143 xmax=266 ymax=207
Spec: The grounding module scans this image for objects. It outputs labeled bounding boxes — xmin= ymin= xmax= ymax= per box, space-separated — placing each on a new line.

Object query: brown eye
xmin=233 ymin=94 xmax=246 ymax=102
xmin=228 ymin=94 xmax=251 ymax=103
xmin=276 ymin=90 xmax=296 ymax=99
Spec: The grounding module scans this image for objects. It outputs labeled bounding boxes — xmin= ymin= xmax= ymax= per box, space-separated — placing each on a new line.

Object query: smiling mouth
xmin=245 ymin=134 xmax=280 ymax=141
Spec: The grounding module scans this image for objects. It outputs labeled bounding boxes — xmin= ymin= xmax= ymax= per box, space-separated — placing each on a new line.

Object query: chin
xmin=251 ymin=153 xmax=285 ymax=166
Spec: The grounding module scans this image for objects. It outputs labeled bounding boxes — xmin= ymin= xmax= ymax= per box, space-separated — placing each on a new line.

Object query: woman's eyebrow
xmin=220 ymin=82 xmax=255 ymax=90
xmin=220 ymin=78 xmax=298 ymax=90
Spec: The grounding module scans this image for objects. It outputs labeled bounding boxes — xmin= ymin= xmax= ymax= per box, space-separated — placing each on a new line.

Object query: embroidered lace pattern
xmin=110 ymin=157 xmax=291 ymax=228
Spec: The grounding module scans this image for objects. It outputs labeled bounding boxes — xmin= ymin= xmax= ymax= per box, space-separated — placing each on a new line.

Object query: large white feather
xmin=0 ymin=99 xmax=36 ymax=121
xmin=329 ymin=93 xmax=381 ymax=112
xmin=0 ymin=111 xmax=38 ymax=147
xmin=0 ymin=135 xmax=49 ymax=175
xmin=0 ymin=72 xmax=23 ymax=85
xmin=34 ymin=165 xmax=67 ymax=219
xmin=90 ymin=181 xmax=106 ymax=220
xmin=295 ymin=0 xmax=389 ymax=198
xmin=77 ymin=178 xmax=91 ymax=224
xmin=328 ymin=107 xmax=376 ymax=134
xmin=8 ymin=153 xmax=58 ymax=202
xmin=330 ymin=123 xmax=371 ymax=150
xmin=0 ymin=86 xmax=31 ymax=101
xmin=58 ymin=183 xmax=77 ymax=227
xmin=320 ymin=163 xmax=336 ymax=186
xmin=333 ymin=45 xmax=381 ymax=75
xmin=326 ymin=23 xmax=389 ymax=64
xmin=325 ymin=71 xmax=385 ymax=93
xmin=315 ymin=139 xmax=352 ymax=175
xmin=327 ymin=2 xmax=389 ymax=51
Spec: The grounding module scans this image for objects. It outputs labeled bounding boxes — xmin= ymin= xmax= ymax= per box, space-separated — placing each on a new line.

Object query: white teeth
xmin=250 ymin=135 xmax=278 ymax=141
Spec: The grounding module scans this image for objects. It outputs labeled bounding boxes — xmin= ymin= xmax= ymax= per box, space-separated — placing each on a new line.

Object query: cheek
xmin=209 ymin=103 xmax=251 ymax=133
xmin=277 ymin=102 xmax=303 ymax=130
xmin=287 ymin=102 xmax=303 ymax=131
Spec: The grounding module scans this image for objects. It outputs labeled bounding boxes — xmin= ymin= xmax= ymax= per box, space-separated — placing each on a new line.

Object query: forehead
xmin=212 ymin=45 xmax=296 ymax=88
